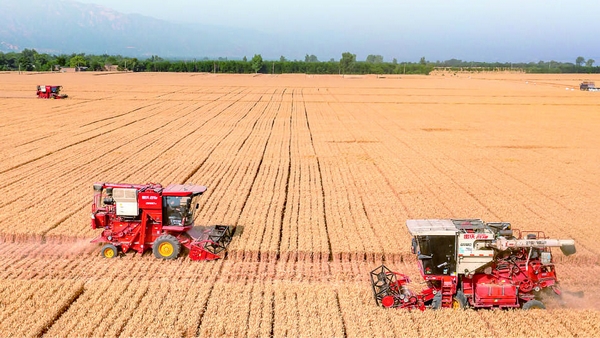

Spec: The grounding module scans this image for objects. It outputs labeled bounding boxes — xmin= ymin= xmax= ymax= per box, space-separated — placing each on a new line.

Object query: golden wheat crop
xmin=0 ymin=280 xmax=84 ymax=337
xmin=0 ymin=72 xmax=599 ymax=337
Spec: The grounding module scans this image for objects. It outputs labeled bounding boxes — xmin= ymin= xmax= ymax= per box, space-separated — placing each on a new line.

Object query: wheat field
xmin=1 ymin=71 xmax=599 ymax=337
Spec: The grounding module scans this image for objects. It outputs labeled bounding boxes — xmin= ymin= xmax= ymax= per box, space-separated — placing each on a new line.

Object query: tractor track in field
xmin=0 ymin=103 xmax=181 ymax=192
xmin=0 ymin=102 xmax=166 ymax=176
xmin=0 ymin=88 xmax=247 ymax=226
xmin=341 ymin=100 xmax=497 ymax=218
xmin=301 ymin=89 xmax=333 ymax=262
xmin=34 ymin=89 xmax=252 ymax=239
xmin=37 ymin=283 xmax=86 ymax=337
xmin=333 ymin=292 xmax=348 ymax=338
xmin=356 ymin=101 xmax=597 ymax=252
xmin=194 ymin=261 xmax=226 ymax=337
xmin=234 ymin=89 xmax=284 ymax=261
xmin=3 ymin=90 xmax=227 ymax=165
xmin=185 ymin=91 xmax=272 ymax=227
xmin=320 ymin=102 xmax=401 ymax=260
xmin=276 ymin=89 xmax=293 ymax=261
xmin=0 ymin=101 xmax=201 ymax=210
xmin=412 ymin=109 xmax=600 ymax=217
xmin=327 ymin=101 xmax=452 ymax=218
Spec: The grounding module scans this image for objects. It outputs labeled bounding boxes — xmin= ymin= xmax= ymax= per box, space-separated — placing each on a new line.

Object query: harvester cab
xmin=371 ymin=219 xmax=578 ymax=310
xmin=91 ymin=182 xmax=233 ymax=261
xmin=36 ymin=85 xmax=68 ymax=99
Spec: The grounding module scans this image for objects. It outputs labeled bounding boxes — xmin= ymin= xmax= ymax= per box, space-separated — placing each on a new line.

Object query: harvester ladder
xmin=440 ymin=276 xmax=454 ymax=307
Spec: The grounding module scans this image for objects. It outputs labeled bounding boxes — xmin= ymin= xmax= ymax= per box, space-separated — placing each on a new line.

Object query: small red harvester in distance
xmin=370 ymin=219 xmax=578 ymax=310
xmin=36 ymin=85 xmax=68 ymax=99
xmin=91 ymin=182 xmax=233 ymax=261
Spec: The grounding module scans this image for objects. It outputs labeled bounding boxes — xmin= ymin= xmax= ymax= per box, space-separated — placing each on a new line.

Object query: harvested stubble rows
xmin=0 ymin=72 xmax=599 ymax=337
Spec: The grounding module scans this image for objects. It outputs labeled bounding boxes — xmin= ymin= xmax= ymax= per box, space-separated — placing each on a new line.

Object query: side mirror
xmin=195 ymin=203 xmax=199 ymax=209
xmin=411 ymin=238 xmax=417 ymax=254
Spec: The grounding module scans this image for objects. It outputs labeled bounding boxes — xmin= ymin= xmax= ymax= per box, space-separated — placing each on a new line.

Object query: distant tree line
xmin=1 ymin=49 xmax=598 ymax=75
xmin=432 ymin=56 xmax=597 ymax=74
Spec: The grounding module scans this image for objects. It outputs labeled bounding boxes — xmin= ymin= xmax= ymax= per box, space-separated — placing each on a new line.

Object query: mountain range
xmin=2 ymin=0 xmax=596 ymax=63
xmin=0 ymin=0 xmax=295 ymax=59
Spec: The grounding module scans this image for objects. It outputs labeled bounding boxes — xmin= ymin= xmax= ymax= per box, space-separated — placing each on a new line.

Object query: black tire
xmin=522 ymin=299 xmax=546 ymax=310
xmin=100 ymin=244 xmax=118 ymax=258
xmin=431 ymin=292 xmax=443 ymax=309
xmin=453 ymin=290 xmax=467 ymax=309
xmin=153 ymin=234 xmax=181 ymax=260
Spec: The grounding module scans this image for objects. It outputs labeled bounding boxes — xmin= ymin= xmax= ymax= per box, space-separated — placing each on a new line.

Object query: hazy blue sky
xmin=74 ymin=0 xmax=599 ymax=62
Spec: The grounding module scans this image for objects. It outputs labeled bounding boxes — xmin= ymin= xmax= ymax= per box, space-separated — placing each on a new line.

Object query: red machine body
xmin=37 ymin=85 xmax=68 ymax=99
xmin=371 ymin=219 xmax=577 ymax=310
xmin=91 ymin=182 xmax=232 ymax=261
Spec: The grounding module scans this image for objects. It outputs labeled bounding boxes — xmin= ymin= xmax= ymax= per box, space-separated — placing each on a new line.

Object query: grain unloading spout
xmin=187 ymin=225 xmax=233 ymax=261
xmin=490 ymin=238 xmax=576 ymax=256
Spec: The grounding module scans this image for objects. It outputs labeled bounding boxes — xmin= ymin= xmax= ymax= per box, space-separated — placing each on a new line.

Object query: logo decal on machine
xmin=463 ymin=234 xmax=489 ymax=239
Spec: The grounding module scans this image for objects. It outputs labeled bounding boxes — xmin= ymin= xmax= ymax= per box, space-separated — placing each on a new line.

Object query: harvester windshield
xmin=416 ymin=235 xmax=456 ymax=275
xmin=164 ymin=195 xmax=199 ymax=226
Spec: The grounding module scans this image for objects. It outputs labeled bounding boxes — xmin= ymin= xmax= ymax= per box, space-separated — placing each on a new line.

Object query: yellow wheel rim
xmin=452 ymin=299 xmax=461 ymax=309
xmin=158 ymin=242 xmax=174 ymax=257
xmin=104 ymin=247 xmax=115 ymax=258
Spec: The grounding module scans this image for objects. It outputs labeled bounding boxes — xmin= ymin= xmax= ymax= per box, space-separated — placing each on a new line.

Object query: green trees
xmin=89 ymin=60 xmax=103 ymax=71
xmin=586 ymin=59 xmax=595 ymax=67
xmin=1 ymin=50 xmax=598 ymax=75
xmin=35 ymin=53 xmax=51 ymax=71
xmin=55 ymin=55 xmax=67 ymax=67
xmin=1 ymin=52 xmax=18 ymax=70
xmin=69 ymin=55 xmax=87 ymax=68
xmin=251 ymin=54 xmax=263 ymax=73
xmin=305 ymin=54 xmax=319 ymax=62
xmin=18 ymin=49 xmax=37 ymax=70
xmin=366 ymin=55 xmax=384 ymax=63
xmin=105 ymin=56 xmax=118 ymax=66
xmin=340 ymin=52 xmax=356 ymax=74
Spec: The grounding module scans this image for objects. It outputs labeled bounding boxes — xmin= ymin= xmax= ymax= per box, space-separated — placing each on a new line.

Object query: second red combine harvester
xmin=36 ymin=85 xmax=68 ymax=99
xmin=371 ymin=219 xmax=577 ymax=310
xmin=91 ymin=182 xmax=233 ymax=261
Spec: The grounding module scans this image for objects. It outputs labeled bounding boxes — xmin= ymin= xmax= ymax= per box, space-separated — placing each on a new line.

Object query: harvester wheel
xmin=101 ymin=244 xmax=118 ymax=258
xmin=452 ymin=291 xmax=467 ymax=309
xmin=153 ymin=235 xmax=180 ymax=260
xmin=522 ymin=299 xmax=546 ymax=310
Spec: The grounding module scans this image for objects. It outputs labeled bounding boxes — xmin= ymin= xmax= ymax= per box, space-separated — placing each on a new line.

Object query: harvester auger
xmin=91 ymin=182 xmax=233 ymax=261
xmin=371 ymin=219 xmax=578 ymax=310
xmin=37 ymin=85 xmax=68 ymax=99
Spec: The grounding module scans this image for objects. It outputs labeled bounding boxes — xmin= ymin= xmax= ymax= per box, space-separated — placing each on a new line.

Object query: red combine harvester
xmin=370 ymin=219 xmax=577 ymax=310
xmin=36 ymin=85 xmax=68 ymax=99
xmin=91 ymin=182 xmax=233 ymax=261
